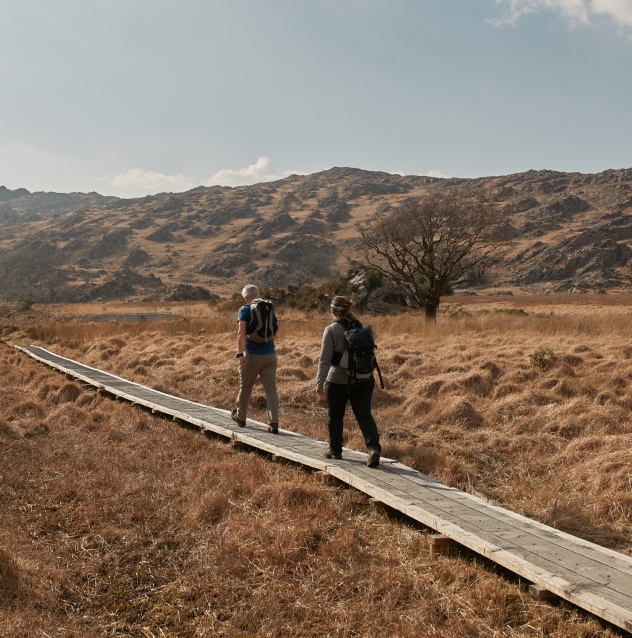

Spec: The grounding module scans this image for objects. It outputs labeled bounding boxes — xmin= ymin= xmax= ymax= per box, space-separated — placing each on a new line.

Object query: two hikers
xmin=232 ymin=288 xmax=381 ymax=468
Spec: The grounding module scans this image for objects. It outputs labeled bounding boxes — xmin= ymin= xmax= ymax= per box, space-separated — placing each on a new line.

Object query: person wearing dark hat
xmin=316 ymin=295 xmax=381 ymax=467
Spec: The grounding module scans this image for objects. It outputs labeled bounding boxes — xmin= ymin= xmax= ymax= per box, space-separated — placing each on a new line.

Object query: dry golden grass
xmin=1 ymin=296 xmax=631 ymax=636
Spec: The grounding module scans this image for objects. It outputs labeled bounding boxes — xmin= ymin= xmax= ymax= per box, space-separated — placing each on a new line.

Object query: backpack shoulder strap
xmin=336 ymin=318 xmax=362 ymax=331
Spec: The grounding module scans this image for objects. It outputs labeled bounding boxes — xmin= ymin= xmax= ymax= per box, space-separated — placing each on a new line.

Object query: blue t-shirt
xmin=238 ymin=305 xmax=276 ymax=355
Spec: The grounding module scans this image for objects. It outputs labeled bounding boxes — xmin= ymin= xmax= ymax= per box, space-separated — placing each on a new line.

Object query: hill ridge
xmin=1 ymin=166 xmax=631 ymax=302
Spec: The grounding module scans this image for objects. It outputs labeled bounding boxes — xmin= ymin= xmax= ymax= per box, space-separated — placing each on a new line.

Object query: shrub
xmin=530 ymin=348 xmax=557 ymax=369
xmin=15 ymin=294 xmax=35 ymax=312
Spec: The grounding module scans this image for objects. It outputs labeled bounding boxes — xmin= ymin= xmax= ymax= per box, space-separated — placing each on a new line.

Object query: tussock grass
xmin=1 ymin=297 xmax=631 ymax=636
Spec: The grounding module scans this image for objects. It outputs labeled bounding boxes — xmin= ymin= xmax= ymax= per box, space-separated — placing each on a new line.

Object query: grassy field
xmin=1 ymin=294 xmax=631 ymax=636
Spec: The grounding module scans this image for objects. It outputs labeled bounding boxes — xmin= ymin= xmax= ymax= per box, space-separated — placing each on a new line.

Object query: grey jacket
xmin=316 ymin=320 xmax=374 ymax=390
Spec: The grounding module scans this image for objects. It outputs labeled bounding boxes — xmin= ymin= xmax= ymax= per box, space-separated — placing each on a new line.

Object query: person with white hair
xmin=232 ymin=284 xmax=279 ymax=433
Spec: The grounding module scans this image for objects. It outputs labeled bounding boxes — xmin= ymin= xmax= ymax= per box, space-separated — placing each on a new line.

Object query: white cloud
xmin=592 ymin=0 xmax=632 ymax=27
xmin=423 ymin=169 xmax=452 ymax=179
xmin=112 ymin=168 xmax=195 ymax=195
xmin=206 ymin=157 xmax=303 ymax=187
xmin=492 ymin=0 xmax=632 ymax=29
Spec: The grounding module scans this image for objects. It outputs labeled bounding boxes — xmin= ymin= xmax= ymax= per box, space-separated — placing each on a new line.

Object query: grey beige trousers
xmin=235 ymin=353 xmax=279 ymax=424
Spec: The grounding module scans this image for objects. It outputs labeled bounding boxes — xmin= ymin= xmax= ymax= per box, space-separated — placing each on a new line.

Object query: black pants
xmin=325 ymin=380 xmax=381 ymax=456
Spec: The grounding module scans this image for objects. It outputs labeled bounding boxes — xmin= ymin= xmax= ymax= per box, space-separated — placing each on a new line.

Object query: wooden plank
xmin=368 ymin=466 xmax=632 ymax=578
xmin=355 ymin=470 xmax=632 ymax=603
xmin=428 ymin=533 xmax=453 ymax=557
xmin=316 ymin=459 xmax=632 ymax=629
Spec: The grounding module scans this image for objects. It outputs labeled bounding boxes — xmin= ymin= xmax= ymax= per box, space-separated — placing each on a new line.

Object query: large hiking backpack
xmin=247 ymin=298 xmax=278 ymax=343
xmin=335 ymin=319 xmax=384 ymax=388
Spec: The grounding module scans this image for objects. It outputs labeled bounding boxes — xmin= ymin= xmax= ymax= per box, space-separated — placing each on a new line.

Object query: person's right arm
xmin=237 ymin=320 xmax=248 ymax=368
xmin=316 ymin=326 xmax=333 ymax=394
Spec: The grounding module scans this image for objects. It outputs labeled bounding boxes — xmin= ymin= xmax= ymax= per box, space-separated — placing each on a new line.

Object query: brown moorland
xmin=1 ymin=294 xmax=631 ymax=637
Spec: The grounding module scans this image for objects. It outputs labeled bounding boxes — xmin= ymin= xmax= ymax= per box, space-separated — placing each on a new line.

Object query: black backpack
xmin=335 ymin=319 xmax=384 ymax=388
xmin=247 ymin=299 xmax=278 ymax=343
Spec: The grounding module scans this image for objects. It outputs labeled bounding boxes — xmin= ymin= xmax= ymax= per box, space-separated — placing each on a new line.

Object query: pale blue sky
xmin=1 ymin=0 xmax=631 ymax=197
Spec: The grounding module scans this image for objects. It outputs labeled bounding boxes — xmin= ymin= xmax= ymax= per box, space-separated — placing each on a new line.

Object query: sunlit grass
xmin=1 ymin=297 xmax=631 ymax=636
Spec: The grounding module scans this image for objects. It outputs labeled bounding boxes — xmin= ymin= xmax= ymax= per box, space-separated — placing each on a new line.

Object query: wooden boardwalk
xmin=15 ymin=344 xmax=632 ymax=634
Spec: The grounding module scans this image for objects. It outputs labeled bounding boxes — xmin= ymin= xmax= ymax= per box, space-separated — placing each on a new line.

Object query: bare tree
xmin=360 ymin=188 xmax=503 ymax=319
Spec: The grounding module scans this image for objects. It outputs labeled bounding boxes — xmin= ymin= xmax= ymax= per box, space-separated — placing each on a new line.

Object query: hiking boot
xmin=268 ymin=423 xmax=278 ymax=434
xmin=367 ymin=449 xmax=380 ymax=468
xmin=323 ymin=448 xmax=342 ymax=460
xmin=231 ymin=409 xmax=246 ymax=427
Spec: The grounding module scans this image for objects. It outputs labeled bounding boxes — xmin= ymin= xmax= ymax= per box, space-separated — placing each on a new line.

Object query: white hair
xmin=242 ymin=284 xmax=259 ymax=300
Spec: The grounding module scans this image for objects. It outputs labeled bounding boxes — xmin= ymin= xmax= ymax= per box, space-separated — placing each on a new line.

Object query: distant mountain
xmin=1 ymin=166 xmax=631 ymax=302
xmin=0 ymin=186 xmax=30 ymax=202
xmin=0 ymin=186 xmax=120 ymax=220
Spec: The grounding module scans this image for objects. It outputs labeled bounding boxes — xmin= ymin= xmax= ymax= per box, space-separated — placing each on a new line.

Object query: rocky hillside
xmin=1 ymin=166 xmax=631 ymax=302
